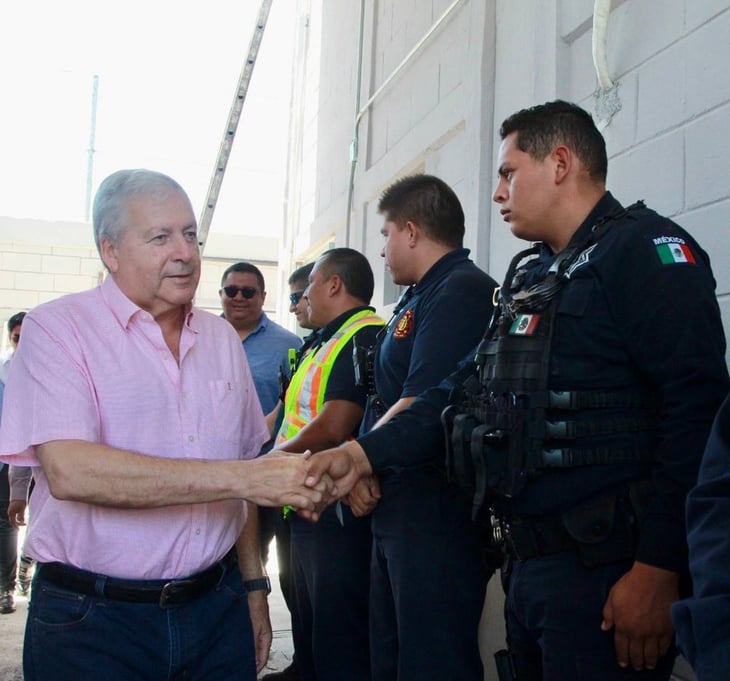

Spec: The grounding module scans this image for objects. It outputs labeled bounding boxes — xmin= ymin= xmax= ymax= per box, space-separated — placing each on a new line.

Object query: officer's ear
xmin=328 ymin=273 xmax=344 ymax=297
xmin=553 ymin=145 xmax=572 ymax=185
xmin=404 ymin=220 xmax=420 ymax=246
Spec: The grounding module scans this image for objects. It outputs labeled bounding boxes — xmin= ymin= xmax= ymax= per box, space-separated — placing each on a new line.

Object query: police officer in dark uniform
xmin=303 ymin=101 xmax=729 ymax=681
xmin=348 ymin=174 xmax=498 ymax=681
xmin=275 ymin=248 xmax=384 ymax=681
xmin=672 ymin=393 xmax=730 ymax=680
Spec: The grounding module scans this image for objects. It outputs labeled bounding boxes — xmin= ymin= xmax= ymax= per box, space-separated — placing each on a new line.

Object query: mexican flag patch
xmin=509 ymin=314 xmax=540 ymax=336
xmin=655 ymin=242 xmax=696 ymax=265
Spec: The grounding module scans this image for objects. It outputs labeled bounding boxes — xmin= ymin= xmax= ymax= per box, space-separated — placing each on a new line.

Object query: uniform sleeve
xmin=400 ymin=276 xmax=494 ymax=397
xmin=359 ymin=356 xmax=478 ymax=472
xmin=671 ymin=395 xmax=730 ymax=680
xmin=0 ymin=313 xmax=100 ymax=466
xmin=605 ymin=222 xmax=729 ymax=571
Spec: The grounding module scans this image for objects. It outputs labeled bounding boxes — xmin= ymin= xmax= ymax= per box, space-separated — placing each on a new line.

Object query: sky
xmin=0 ymin=0 xmax=295 ymax=237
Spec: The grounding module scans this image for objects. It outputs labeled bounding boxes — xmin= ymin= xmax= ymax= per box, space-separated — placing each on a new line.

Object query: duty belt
xmin=494 ymin=494 xmax=638 ymax=567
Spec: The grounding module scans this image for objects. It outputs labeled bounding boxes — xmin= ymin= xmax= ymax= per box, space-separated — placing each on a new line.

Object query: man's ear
xmin=328 ymin=274 xmax=343 ymax=297
xmin=553 ymin=145 xmax=572 ymax=184
xmin=99 ymin=237 xmax=119 ymax=273
xmin=405 ymin=220 xmax=420 ymax=246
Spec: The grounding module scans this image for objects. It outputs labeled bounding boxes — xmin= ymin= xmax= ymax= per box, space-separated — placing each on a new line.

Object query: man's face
xmin=220 ymin=271 xmax=266 ymax=331
xmin=380 ymin=219 xmax=413 ymax=286
xmin=100 ymin=191 xmax=200 ymax=319
xmin=303 ymin=260 xmax=332 ymax=329
xmin=289 ymin=280 xmax=312 ymax=329
xmin=9 ymin=324 xmax=21 ymax=350
xmin=492 ymin=132 xmax=557 ymax=244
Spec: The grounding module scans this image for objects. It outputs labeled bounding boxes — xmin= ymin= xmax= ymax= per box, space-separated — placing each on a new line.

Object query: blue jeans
xmin=25 ymin=561 xmax=255 ymax=681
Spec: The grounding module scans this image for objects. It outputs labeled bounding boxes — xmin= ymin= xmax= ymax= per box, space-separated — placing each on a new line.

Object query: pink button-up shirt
xmin=0 ymin=277 xmax=269 ymax=579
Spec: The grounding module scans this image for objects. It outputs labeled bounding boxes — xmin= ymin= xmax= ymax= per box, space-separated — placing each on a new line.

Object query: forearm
xmin=279 ymin=400 xmax=364 ymax=454
xmin=236 ymin=503 xmax=266 ymax=580
xmin=372 ymin=396 xmax=416 ymax=429
xmin=38 ymin=439 xmax=254 ymax=508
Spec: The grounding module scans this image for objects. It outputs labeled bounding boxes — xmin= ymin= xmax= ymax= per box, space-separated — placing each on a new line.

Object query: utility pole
xmin=85 ymin=74 xmax=99 ymax=223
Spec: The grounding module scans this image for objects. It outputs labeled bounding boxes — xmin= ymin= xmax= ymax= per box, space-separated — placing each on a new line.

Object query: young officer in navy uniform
xmin=346 ymin=174 xmax=498 ymax=681
xmin=303 ymin=101 xmax=729 ymax=681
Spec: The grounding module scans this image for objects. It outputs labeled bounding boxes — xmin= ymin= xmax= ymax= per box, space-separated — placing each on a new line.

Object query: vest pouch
xmin=442 ymin=407 xmax=478 ymax=497
xmin=561 ymin=496 xmax=636 ymax=567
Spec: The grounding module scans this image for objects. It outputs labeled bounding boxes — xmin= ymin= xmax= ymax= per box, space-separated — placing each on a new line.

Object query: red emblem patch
xmin=393 ymin=309 xmax=414 ymax=339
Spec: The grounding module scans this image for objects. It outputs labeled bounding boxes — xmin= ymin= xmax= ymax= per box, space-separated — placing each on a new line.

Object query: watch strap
xmin=243 ymin=576 xmax=272 ymax=595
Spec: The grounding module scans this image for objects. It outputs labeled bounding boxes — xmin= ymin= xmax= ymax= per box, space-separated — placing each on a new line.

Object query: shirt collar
xmin=100 ymin=275 xmax=195 ymax=331
xmin=318 ymin=306 xmax=374 ymax=344
xmin=413 ymin=248 xmax=471 ymax=293
xmin=540 ymin=191 xmax=622 ymax=257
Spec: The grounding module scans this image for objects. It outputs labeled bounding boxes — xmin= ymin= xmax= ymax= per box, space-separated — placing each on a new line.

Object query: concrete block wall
xmin=0 ymin=217 xmax=285 ymax=352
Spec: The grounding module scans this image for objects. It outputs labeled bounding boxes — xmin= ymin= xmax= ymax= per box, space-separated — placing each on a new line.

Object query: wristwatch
xmin=243 ymin=576 xmax=272 ymax=595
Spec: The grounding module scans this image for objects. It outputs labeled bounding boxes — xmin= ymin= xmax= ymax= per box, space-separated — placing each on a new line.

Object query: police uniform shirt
xmin=309 ymin=306 xmax=381 ymax=409
xmin=358 ymin=192 xmax=729 ymax=575
xmin=361 ymin=248 xmax=497 ymax=433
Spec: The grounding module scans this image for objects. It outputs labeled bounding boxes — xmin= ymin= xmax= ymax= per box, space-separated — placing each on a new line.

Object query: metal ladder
xmin=197 ymin=0 xmax=273 ymax=252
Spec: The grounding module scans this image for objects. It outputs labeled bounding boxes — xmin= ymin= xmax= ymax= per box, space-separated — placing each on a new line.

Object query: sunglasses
xmin=289 ymin=290 xmax=306 ymax=305
xmin=223 ymin=286 xmax=259 ymax=299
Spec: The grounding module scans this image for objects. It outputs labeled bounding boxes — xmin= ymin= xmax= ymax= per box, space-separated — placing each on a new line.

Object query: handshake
xmin=249 ymin=441 xmax=375 ymax=520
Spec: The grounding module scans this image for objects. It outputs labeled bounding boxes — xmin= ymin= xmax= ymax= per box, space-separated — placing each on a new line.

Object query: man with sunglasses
xmin=0 ymin=169 xmax=331 ymax=681
xmin=220 ymin=262 xmax=302 ymax=425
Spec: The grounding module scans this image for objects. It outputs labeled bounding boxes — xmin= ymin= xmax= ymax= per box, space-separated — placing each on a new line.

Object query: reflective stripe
xmin=276 ymin=310 xmax=385 ymax=443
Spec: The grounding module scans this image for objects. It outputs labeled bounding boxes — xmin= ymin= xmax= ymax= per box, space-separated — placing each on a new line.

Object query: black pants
xmin=0 ymin=466 xmax=18 ymax=593
xmin=290 ymin=503 xmax=371 ymax=681
xmin=370 ymin=470 xmax=488 ymax=681
xmin=505 ymin=551 xmax=676 ymax=680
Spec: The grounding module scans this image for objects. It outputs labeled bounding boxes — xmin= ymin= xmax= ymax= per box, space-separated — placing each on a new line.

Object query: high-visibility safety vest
xmin=276 ymin=309 xmax=385 ymax=444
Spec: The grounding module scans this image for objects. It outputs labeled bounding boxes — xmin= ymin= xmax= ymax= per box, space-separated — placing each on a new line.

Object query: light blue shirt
xmin=242 ymin=313 xmax=302 ymax=415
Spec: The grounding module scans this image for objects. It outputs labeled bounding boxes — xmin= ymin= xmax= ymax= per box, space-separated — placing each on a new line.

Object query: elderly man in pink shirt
xmin=0 ymin=169 xmax=328 ymax=681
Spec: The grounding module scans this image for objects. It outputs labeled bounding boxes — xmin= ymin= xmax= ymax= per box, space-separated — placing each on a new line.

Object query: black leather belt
xmin=36 ymin=548 xmax=237 ymax=608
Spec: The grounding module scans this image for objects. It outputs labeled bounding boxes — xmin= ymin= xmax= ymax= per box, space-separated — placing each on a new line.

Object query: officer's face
xmin=303 ymin=259 xmax=332 ymax=329
xmin=289 ymin=280 xmax=313 ymax=329
xmin=493 ymin=132 xmax=558 ymax=245
xmin=380 ymin=219 xmax=414 ymax=286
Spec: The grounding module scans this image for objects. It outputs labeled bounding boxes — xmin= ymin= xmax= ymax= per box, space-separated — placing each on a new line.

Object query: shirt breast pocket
xmin=207 ymin=379 xmax=244 ymax=453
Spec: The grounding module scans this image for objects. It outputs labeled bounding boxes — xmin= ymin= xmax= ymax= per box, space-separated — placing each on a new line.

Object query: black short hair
xmin=7 ymin=311 xmax=25 ymax=334
xmin=377 ymin=174 xmax=465 ymax=249
xmin=316 ymin=248 xmax=374 ymax=304
xmin=220 ymin=262 xmax=266 ymax=292
xmin=499 ymin=100 xmax=607 ymax=182
xmin=288 ymin=262 xmax=314 ymax=289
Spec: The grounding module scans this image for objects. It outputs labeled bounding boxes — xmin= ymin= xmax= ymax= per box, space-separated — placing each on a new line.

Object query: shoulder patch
xmin=393 ymin=309 xmax=414 ymax=339
xmin=653 ymin=237 xmax=696 ymax=265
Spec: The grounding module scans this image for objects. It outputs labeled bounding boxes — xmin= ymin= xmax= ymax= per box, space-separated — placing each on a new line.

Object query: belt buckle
xmin=159 ymin=579 xmax=195 ymax=608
